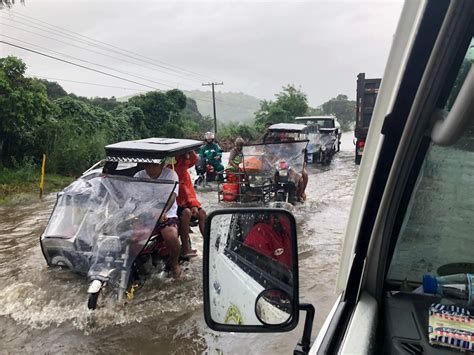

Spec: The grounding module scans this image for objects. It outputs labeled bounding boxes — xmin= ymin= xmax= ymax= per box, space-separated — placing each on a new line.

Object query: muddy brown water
xmin=0 ymin=135 xmax=358 ymax=354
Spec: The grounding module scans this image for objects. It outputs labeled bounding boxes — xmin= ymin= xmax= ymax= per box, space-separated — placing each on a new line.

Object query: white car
xmin=203 ymin=0 xmax=474 ymax=353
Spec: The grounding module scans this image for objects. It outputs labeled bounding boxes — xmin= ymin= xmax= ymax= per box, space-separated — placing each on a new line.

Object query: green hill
xmin=183 ymin=90 xmax=261 ymax=123
xmin=118 ymin=90 xmax=261 ymax=123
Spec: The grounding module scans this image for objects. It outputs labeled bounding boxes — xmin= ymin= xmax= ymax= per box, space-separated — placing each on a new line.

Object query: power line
xmin=0 ymin=13 xmax=261 ymax=112
xmin=0 ymin=10 xmax=214 ymax=82
xmin=0 ymin=34 xmax=187 ymax=89
xmin=28 ymin=74 xmax=253 ymax=113
xmin=0 ymin=16 xmax=204 ymax=85
xmin=0 ymin=25 xmax=198 ymax=89
xmin=0 ymin=38 xmax=255 ymax=110
xmin=30 ymin=75 xmax=258 ymax=119
xmin=202 ymin=82 xmax=224 ymax=136
xmin=1 ymin=40 xmax=258 ymax=112
xmin=0 ymin=40 xmax=163 ymax=91
xmin=0 ymin=40 xmax=253 ymax=109
xmin=29 ymin=74 xmax=221 ymax=107
xmin=29 ymin=74 xmax=148 ymax=92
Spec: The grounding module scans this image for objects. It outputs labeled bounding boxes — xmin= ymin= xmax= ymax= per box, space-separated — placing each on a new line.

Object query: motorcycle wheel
xmin=194 ymin=176 xmax=203 ymax=187
xmin=88 ymin=290 xmax=100 ymax=310
xmin=325 ymin=156 xmax=332 ymax=165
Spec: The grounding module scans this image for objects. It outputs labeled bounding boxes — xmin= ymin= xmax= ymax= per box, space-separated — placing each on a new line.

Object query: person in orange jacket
xmin=170 ymin=151 xmax=207 ymax=258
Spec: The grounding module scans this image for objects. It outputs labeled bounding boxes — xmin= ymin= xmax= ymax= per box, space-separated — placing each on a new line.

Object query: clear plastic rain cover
xmin=242 ymin=141 xmax=308 ymax=183
xmin=41 ymin=173 xmax=176 ymax=290
xmin=318 ymin=133 xmax=336 ymax=149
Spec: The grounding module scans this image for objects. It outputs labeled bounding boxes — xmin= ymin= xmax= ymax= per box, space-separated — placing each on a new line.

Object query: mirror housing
xmin=203 ymin=208 xmax=299 ymax=332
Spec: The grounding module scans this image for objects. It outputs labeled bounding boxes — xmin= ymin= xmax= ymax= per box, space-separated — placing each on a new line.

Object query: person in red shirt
xmin=243 ymin=213 xmax=292 ymax=269
xmin=171 ymin=151 xmax=207 ymax=258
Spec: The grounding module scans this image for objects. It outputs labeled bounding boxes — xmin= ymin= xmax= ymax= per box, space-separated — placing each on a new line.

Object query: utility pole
xmin=202 ymin=82 xmax=223 ymax=138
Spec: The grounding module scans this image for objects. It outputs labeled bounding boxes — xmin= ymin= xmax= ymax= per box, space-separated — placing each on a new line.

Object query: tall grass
xmin=0 ymin=156 xmax=74 ymax=205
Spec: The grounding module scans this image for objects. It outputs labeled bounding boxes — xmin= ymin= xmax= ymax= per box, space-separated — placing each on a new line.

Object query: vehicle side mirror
xmin=203 ymin=208 xmax=299 ymax=332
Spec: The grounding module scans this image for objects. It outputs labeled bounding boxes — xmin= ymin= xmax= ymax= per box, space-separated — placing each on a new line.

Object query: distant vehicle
xmin=262 ymin=123 xmax=308 ymax=143
xmin=217 ymin=140 xmax=308 ymax=206
xmin=194 ymin=157 xmax=220 ymax=187
xmin=295 ymin=115 xmax=340 ymax=165
xmin=354 ymin=73 xmax=381 ymax=165
xmin=40 ymin=138 xmax=202 ymax=310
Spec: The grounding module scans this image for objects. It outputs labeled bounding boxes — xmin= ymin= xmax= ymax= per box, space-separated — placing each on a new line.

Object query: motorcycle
xmin=41 ymin=173 xmax=176 ymax=309
xmin=194 ymin=157 xmax=223 ymax=187
xmin=274 ymin=159 xmax=297 ymax=204
xmin=40 ymin=137 xmax=203 ymax=309
xmin=218 ymin=140 xmax=307 ymax=206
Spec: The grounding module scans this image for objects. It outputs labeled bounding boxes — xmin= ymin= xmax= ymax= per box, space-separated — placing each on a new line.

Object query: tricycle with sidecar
xmin=40 ymin=138 xmax=202 ymax=309
xmin=217 ymin=140 xmax=308 ymax=206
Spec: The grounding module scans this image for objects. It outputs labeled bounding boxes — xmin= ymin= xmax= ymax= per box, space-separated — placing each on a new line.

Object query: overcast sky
xmin=0 ymin=0 xmax=403 ymax=106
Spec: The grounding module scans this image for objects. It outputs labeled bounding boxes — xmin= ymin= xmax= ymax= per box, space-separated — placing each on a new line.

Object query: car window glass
xmin=222 ymin=213 xmax=294 ymax=286
xmin=387 ymin=38 xmax=474 ymax=283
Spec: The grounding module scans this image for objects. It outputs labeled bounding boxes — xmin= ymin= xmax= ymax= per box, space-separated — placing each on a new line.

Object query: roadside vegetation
xmin=0 ymin=164 xmax=74 ymax=206
xmin=219 ymin=85 xmax=355 ymax=145
xmin=0 ymin=55 xmax=355 ymax=202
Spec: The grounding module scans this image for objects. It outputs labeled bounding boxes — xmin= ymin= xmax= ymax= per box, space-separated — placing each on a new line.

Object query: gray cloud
xmin=0 ymin=0 xmax=403 ymax=106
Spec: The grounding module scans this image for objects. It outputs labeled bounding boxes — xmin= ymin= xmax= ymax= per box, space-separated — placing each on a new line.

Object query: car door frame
xmin=366 ymin=0 xmax=474 ymax=305
xmin=342 ymin=0 xmax=473 ymax=352
xmin=312 ymin=0 xmax=472 ymax=353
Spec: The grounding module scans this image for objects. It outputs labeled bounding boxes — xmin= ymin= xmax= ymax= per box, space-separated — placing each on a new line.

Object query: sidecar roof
xmin=267 ymin=123 xmax=308 ymax=132
xmin=105 ymin=138 xmax=202 ymax=163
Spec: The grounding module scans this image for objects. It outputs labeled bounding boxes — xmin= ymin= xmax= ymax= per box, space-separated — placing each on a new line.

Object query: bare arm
xmin=159 ymin=192 xmax=176 ymax=222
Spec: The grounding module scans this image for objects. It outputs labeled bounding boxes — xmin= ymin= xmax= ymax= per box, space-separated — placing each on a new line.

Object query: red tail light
xmin=278 ymin=160 xmax=289 ymax=169
xmin=356 ymin=140 xmax=365 ymax=148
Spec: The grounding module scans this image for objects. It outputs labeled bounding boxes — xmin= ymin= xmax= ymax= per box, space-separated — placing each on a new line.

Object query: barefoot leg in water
xmin=179 ymin=208 xmax=197 ymax=257
xmin=161 ymin=225 xmax=182 ymax=278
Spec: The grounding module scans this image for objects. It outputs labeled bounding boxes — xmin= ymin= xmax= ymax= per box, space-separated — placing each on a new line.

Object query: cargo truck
xmin=354 ymin=73 xmax=381 ymax=164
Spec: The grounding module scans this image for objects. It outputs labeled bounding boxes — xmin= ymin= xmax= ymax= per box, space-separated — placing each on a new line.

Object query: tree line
xmin=0 ymin=56 xmax=213 ymax=175
xmin=219 ymin=85 xmax=356 ymax=143
xmin=0 ymin=55 xmax=356 ymax=176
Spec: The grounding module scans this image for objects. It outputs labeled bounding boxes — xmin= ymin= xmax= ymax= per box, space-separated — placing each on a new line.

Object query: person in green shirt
xmin=226 ymin=137 xmax=244 ymax=172
xmin=199 ymin=131 xmax=224 ymax=173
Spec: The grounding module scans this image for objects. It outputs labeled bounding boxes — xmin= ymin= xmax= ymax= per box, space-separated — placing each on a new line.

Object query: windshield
xmin=242 ymin=141 xmax=308 ymax=178
xmin=387 ymin=38 xmax=474 ymax=284
xmin=265 ymin=131 xmax=304 ymax=142
xmin=306 ymin=119 xmax=335 ymax=129
xmin=41 ymin=173 xmax=176 ymax=277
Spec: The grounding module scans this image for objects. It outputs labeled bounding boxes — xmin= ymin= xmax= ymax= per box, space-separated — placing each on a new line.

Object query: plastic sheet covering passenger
xmin=40 ymin=173 xmax=176 ymax=292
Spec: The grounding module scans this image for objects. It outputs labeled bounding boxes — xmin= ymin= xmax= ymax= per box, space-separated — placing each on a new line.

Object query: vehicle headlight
xmin=321 ymin=145 xmax=326 ymax=151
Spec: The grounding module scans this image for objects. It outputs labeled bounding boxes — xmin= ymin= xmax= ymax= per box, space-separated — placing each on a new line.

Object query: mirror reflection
xmin=255 ymin=289 xmax=293 ymax=325
xmin=208 ymin=210 xmax=295 ymax=326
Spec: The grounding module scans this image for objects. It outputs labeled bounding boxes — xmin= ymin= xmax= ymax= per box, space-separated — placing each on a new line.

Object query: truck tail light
xmin=356 ymin=140 xmax=365 ymax=148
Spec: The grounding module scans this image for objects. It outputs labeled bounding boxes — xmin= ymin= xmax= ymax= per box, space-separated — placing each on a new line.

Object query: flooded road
xmin=0 ymin=134 xmax=358 ymax=354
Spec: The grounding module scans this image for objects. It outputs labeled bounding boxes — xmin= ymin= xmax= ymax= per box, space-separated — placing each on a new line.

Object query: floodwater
xmin=0 ymin=134 xmax=358 ymax=354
